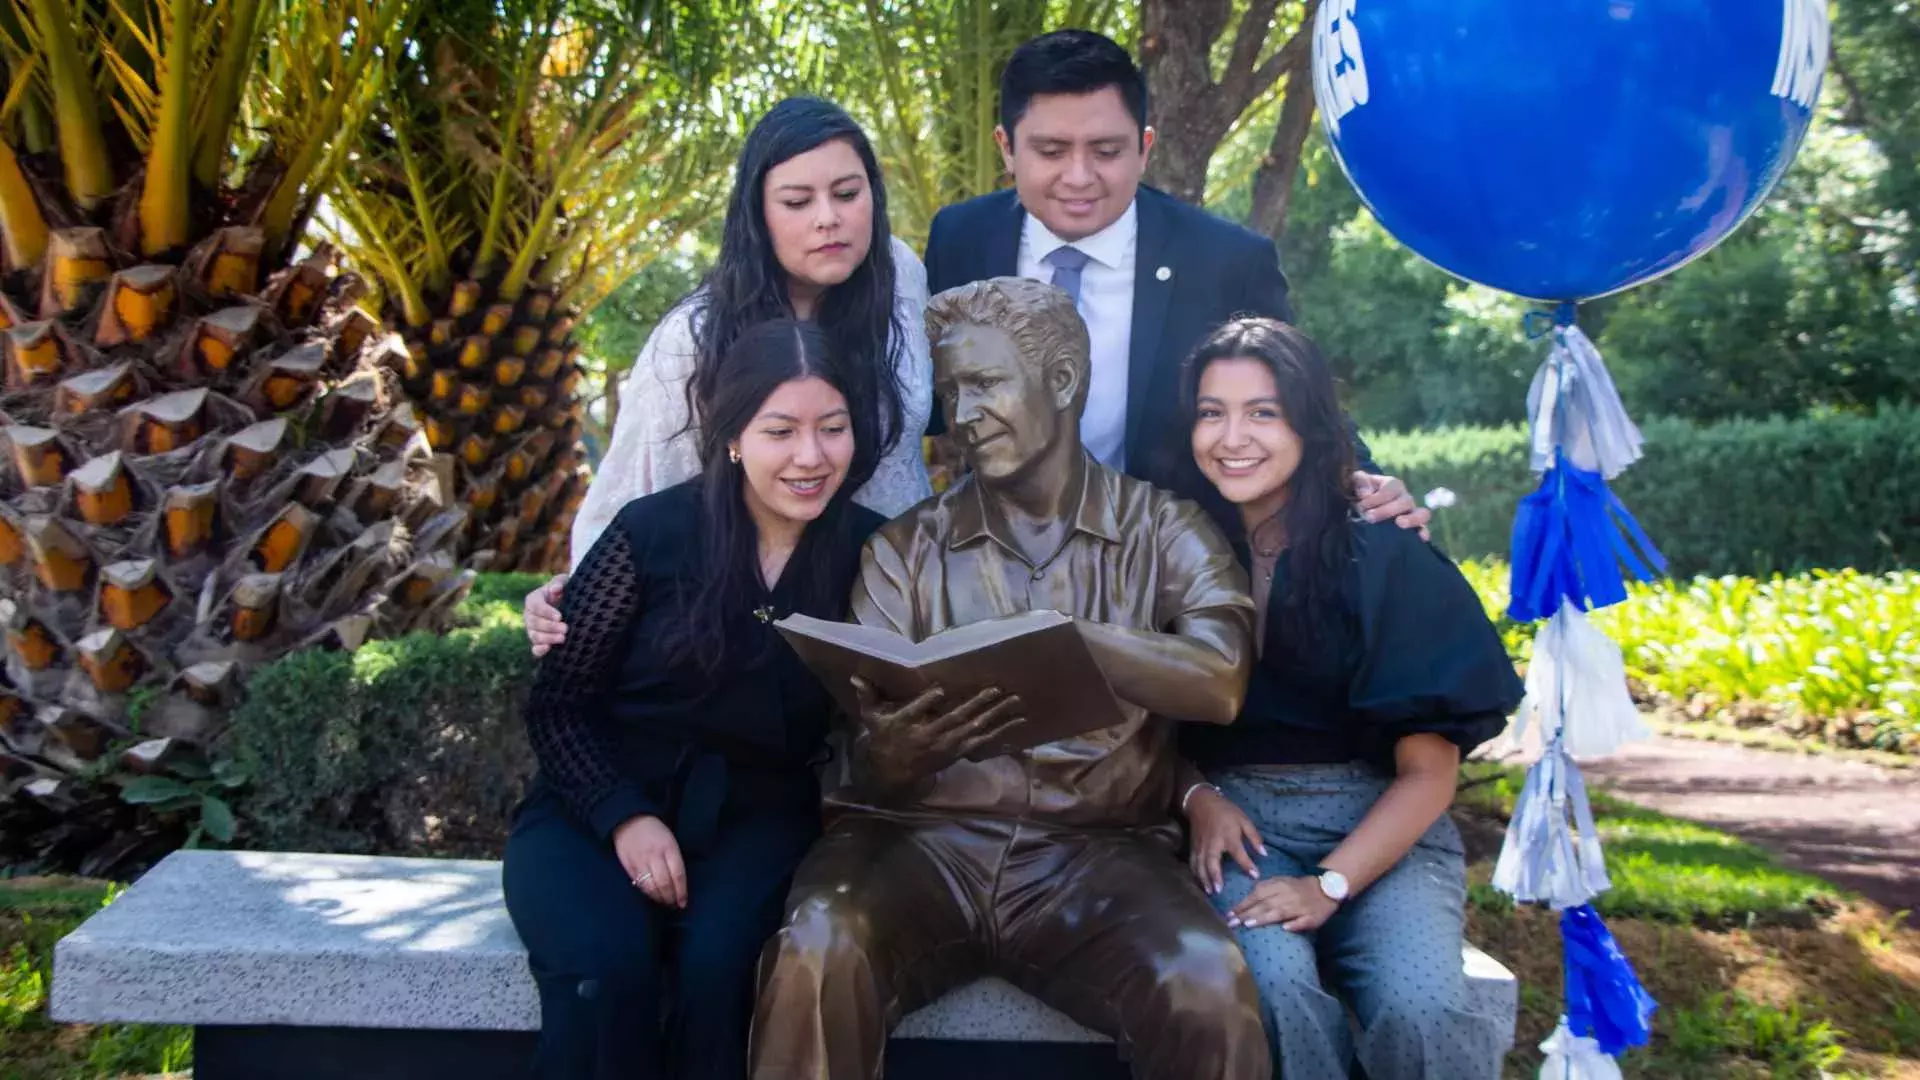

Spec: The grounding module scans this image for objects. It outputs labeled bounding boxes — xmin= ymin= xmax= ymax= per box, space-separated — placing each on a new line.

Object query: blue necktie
xmin=1044 ymin=245 xmax=1091 ymax=307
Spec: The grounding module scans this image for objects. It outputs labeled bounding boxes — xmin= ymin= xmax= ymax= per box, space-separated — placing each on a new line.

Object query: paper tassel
xmin=1537 ymin=1018 xmax=1625 ymax=1080
xmin=1562 ymin=904 xmax=1657 ymax=1054
xmin=1508 ymin=459 xmax=1667 ymax=623
xmin=1492 ymin=747 xmax=1610 ymax=908
xmin=1503 ymin=601 xmax=1651 ymax=759
xmin=1527 ymin=324 xmax=1644 ymax=480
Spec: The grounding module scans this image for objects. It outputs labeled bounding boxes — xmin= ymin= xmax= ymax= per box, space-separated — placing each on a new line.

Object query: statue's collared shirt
xmin=833 ymin=452 xmax=1253 ymax=828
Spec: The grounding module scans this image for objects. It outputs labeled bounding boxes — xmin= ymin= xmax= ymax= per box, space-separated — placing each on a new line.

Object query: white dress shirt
xmin=1016 ymin=200 xmax=1137 ymax=470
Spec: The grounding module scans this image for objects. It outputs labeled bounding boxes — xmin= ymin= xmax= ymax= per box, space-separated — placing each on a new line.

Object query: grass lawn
xmin=2 ymin=766 xmax=1916 ymax=1078
xmin=0 ymin=880 xmax=188 ymax=1080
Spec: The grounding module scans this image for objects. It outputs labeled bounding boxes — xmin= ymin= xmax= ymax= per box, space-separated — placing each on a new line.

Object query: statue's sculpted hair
xmin=925 ymin=277 xmax=1091 ymax=413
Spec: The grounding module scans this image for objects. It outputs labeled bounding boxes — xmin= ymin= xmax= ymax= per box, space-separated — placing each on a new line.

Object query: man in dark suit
xmin=924 ymin=29 xmax=1427 ymax=529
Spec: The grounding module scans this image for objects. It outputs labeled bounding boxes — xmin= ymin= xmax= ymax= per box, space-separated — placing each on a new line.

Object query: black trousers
xmin=502 ymin=791 xmax=821 ymax=1080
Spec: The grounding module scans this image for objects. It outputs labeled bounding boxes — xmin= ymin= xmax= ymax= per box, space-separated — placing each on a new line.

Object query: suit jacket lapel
xmin=1125 ymin=191 xmax=1174 ymax=464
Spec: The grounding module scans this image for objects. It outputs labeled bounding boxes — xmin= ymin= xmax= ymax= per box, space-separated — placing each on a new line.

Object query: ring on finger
xmin=632 ymin=871 xmax=654 ymax=888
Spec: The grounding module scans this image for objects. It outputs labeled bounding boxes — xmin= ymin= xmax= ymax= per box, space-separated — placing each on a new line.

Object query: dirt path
xmin=1577 ymin=737 xmax=1920 ymax=914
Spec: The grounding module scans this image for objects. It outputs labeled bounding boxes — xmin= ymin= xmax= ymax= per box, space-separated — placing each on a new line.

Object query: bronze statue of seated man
xmin=749 ymin=277 xmax=1269 ymax=1080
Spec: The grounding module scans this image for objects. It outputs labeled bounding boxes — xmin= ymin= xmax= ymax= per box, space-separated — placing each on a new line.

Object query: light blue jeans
xmin=1208 ymin=763 xmax=1505 ymax=1080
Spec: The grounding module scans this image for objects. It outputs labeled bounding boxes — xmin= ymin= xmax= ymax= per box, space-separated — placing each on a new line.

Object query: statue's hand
xmin=850 ymin=676 xmax=1025 ymax=792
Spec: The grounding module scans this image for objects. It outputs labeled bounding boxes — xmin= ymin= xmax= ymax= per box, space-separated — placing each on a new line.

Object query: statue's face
xmin=934 ymin=323 xmax=1063 ymax=483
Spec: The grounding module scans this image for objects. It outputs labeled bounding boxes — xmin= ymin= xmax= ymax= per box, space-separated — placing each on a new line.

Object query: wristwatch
xmin=1314 ymin=866 xmax=1350 ymax=903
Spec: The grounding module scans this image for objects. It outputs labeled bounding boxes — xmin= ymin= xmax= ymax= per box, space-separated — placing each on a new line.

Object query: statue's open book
xmin=774 ymin=610 xmax=1127 ymax=759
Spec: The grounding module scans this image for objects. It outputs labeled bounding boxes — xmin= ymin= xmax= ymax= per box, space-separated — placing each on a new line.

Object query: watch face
xmin=1319 ymin=870 xmax=1350 ymax=901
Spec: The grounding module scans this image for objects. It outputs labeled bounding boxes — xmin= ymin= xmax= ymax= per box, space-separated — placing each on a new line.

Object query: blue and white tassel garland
xmin=1495 ymin=305 xmax=1660 ymax=1075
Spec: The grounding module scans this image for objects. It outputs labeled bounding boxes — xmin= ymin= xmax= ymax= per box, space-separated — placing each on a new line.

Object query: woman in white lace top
xmin=524 ymin=98 xmax=932 ymax=645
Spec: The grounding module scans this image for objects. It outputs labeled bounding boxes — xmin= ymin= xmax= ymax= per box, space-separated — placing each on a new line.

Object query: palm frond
xmin=137 ymin=0 xmax=198 ymax=255
xmin=0 ymin=136 xmax=48 ymax=266
xmin=25 ymin=0 xmax=114 ymax=208
xmin=192 ymin=0 xmax=268 ymax=188
xmin=254 ymin=0 xmax=413 ymax=250
xmin=327 ymin=180 xmax=429 ymax=325
xmin=0 ymin=52 xmax=41 ymax=125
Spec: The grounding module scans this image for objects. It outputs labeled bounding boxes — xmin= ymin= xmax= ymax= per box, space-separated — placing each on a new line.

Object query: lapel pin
xmin=1155 ymin=266 xmax=1172 ymax=281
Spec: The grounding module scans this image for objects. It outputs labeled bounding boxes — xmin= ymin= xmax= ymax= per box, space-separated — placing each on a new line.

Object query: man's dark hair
xmin=999 ymin=30 xmax=1148 ymax=148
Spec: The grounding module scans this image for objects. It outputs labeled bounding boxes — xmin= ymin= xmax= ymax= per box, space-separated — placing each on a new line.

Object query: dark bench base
xmin=193 ymin=1025 xmax=1131 ymax=1079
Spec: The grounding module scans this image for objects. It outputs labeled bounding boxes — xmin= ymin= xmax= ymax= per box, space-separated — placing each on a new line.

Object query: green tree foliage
xmin=1830 ymin=0 xmax=1920 ymax=277
xmin=1596 ymin=118 xmax=1920 ymax=423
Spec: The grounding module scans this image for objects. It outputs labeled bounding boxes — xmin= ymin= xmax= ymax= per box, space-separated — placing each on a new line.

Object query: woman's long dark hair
xmin=661 ymin=319 xmax=878 ymax=680
xmin=1179 ymin=318 xmax=1359 ymax=649
xmin=681 ymin=97 xmax=905 ymax=467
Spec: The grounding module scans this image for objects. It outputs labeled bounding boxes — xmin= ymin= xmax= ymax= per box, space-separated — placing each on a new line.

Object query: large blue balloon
xmin=1313 ymin=0 xmax=1828 ymax=302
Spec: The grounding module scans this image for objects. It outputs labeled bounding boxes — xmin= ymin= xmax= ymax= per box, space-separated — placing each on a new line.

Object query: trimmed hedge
xmin=226 ymin=574 xmax=546 ymax=856
xmin=1368 ymin=406 xmax=1920 ymax=577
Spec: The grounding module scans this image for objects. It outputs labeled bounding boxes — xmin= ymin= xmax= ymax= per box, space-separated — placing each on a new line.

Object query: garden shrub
xmin=225 ymin=575 xmax=545 ymax=856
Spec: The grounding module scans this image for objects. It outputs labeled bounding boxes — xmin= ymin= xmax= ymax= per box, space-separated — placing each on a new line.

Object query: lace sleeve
xmin=849 ymin=237 xmax=934 ymax=519
xmin=526 ymin=517 xmax=656 ymax=838
xmin=571 ymin=303 xmax=705 ymax=567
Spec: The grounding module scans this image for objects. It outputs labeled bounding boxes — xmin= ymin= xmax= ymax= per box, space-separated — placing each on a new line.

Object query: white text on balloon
xmin=1314 ymin=0 xmax=1370 ymax=136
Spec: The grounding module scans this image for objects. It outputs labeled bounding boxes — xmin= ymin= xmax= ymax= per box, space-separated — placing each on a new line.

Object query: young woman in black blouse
xmin=502 ymin=319 xmax=887 ymax=1080
xmin=1172 ymin=318 xmax=1525 ymax=1080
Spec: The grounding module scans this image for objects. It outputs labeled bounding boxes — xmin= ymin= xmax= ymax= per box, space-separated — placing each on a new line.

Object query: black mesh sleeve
xmin=523 ymin=519 xmax=655 ymax=839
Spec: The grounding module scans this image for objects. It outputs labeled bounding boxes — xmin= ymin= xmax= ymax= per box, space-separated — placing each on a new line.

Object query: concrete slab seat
xmin=53 ymin=850 xmax=1519 ymax=1079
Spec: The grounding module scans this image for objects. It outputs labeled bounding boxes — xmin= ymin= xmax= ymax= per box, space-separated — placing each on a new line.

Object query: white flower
xmin=1424 ymin=486 xmax=1458 ymax=509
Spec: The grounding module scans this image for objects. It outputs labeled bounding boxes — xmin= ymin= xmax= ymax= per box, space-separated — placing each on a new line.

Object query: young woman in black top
xmin=1173 ymin=318 xmax=1525 ymax=1080
xmin=502 ymin=319 xmax=887 ymax=1080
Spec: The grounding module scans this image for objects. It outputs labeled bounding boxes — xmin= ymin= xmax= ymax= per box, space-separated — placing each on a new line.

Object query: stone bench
xmin=53 ymin=849 xmax=1518 ymax=1079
